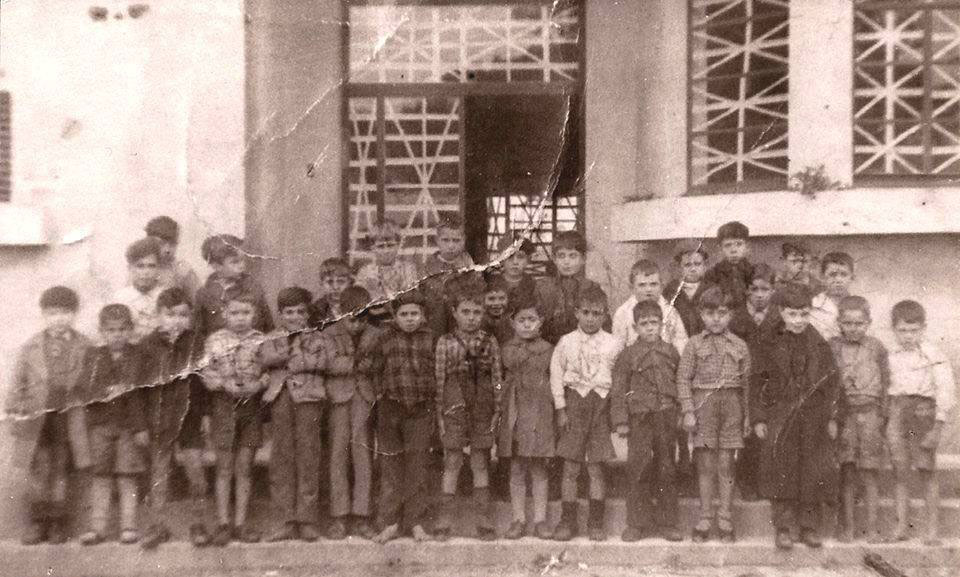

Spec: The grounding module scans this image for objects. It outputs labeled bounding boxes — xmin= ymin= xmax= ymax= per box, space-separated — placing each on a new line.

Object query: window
xmin=0 ymin=91 xmax=10 ymax=202
xmin=688 ymin=0 xmax=790 ymax=194
xmin=854 ymin=1 xmax=960 ymax=179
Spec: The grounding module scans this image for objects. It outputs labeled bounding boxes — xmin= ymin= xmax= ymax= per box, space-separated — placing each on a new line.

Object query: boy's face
xmin=130 ymin=254 xmax=160 ymax=292
xmin=700 ymin=306 xmax=732 ymax=334
xmin=680 ymin=251 xmax=706 ymax=284
xmin=782 ymin=251 xmax=805 ymax=279
xmin=42 ymin=307 xmax=77 ymax=333
xmin=823 ymin=263 xmax=853 ymax=298
xmin=780 ymin=306 xmax=811 ymax=334
xmin=511 ymin=307 xmax=542 ymax=340
xmin=484 ymin=290 xmax=508 ymax=318
xmin=372 ymin=235 xmax=400 ymax=265
xmin=224 ymin=300 xmax=256 ymax=333
xmin=452 ymin=299 xmax=484 ymax=334
xmin=747 ymin=278 xmax=774 ymax=311
xmin=553 ymin=247 xmax=585 ymax=277
xmin=217 ymin=254 xmax=247 ymax=280
xmin=322 ymin=273 xmax=352 ymax=303
xmin=634 ymin=314 xmax=662 ymax=343
xmin=279 ymin=303 xmax=310 ymax=332
xmin=894 ymin=320 xmax=925 ymax=350
xmin=159 ymin=304 xmax=192 ymax=337
xmin=501 ymin=251 xmax=530 ymax=278
xmin=720 ymin=238 xmax=747 ymax=264
xmin=575 ymin=302 xmax=606 ymax=334
xmin=101 ymin=318 xmax=133 ymax=351
xmin=436 ymin=227 xmax=465 ymax=261
xmin=157 ymin=239 xmax=176 ymax=262
xmin=395 ymin=303 xmax=424 ymax=333
xmin=838 ymin=309 xmax=870 ymax=343
xmin=631 ymin=271 xmax=662 ymax=303
xmin=343 ymin=315 xmax=367 ymax=336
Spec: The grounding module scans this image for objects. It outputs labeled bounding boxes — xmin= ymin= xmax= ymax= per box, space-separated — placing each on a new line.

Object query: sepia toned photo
xmin=0 ymin=1 xmax=958 ymax=576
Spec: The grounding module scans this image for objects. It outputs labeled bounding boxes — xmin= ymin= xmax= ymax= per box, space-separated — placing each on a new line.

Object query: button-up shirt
xmin=114 ymin=284 xmax=164 ymax=343
xmin=202 ymin=328 xmax=266 ymax=397
xmin=676 ymin=330 xmax=751 ymax=414
xmin=809 ymin=292 xmax=840 ymax=341
xmin=550 ymin=328 xmax=622 ymax=409
xmin=612 ymin=295 xmax=688 ymax=354
xmin=360 ymin=324 xmax=437 ymax=407
xmin=888 ymin=340 xmax=956 ymax=422
xmin=435 ymin=328 xmax=503 ymax=411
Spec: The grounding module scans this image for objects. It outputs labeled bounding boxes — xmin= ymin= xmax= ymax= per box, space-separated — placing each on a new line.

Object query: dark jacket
xmin=610 ymin=339 xmax=680 ymax=426
xmin=703 ymin=259 xmax=754 ymax=308
xmin=194 ymin=272 xmax=274 ymax=338
xmin=662 ymin=279 xmax=706 ymax=337
xmin=535 ymin=275 xmax=611 ymax=344
xmin=75 ymin=344 xmax=149 ymax=433
xmin=140 ymin=329 xmax=204 ymax=449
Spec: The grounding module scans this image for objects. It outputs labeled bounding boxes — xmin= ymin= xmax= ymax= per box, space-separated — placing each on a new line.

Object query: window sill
xmin=610 ymin=187 xmax=960 ymax=242
xmin=0 ymin=204 xmax=49 ymax=246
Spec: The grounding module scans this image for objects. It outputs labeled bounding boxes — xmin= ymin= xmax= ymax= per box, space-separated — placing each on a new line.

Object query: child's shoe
xmin=120 ymin=528 xmax=140 ymax=545
xmin=46 ymin=520 xmax=67 ymax=545
xmin=475 ymin=487 xmax=496 ymax=541
xmin=299 ymin=523 xmax=320 ymax=542
xmin=533 ymin=522 xmax=553 ymax=540
xmin=587 ymin=499 xmax=606 ymax=542
xmin=799 ymin=528 xmax=822 ymax=548
xmin=79 ymin=531 xmax=105 ymax=546
xmin=21 ymin=522 xmax=46 ymax=546
xmin=327 ymin=518 xmax=348 ymax=540
xmin=433 ymin=494 xmax=455 ymax=542
xmin=775 ymin=529 xmax=793 ymax=550
xmin=691 ymin=519 xmax=711 ymax=543
xmin=352 ymin=517 xmax=376 ymax=540
xmin=504 ymin=520 xmax=524 ymax=540
xmin=553 ymin=502 xmax=578 ymax=542
xmin=266 ymin=521 xmax=298 ymax=542
xmin=411 ymin=524 xmax=430 ymax=542
xmin=661 ymin=526 xmax=684 ymax=542
xmin=211 ymin=524 xmax=232 ymax=547
xmin=621 ymin=526 xmax=646 ymax=542
xmin=234 ymin=524 xmax=261 ymax=543
xmin=141 ymin=523 xmax=172 ymax=550
xmin=189 ymin=523 xmax=211 ymax=547
xmin=717 ymin=519 xmax=736 ymax=543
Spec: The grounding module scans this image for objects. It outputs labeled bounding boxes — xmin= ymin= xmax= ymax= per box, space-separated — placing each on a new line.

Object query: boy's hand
xmin=920 ymin=422 xmax=943 ymax=450
xmin=556 ymin=408 xmax=568 ymax=432
xmin=681 ymin=411 xmax=697 ymax=433
xmin=134 ymin=431 xmax=149 ymax=448
xmin=754 ymin=423 xmax=768 ymax=440
xmin=827 ymin=419 xmax=838 ymax=440
xmin=616 ymin=424 xmax=629 ymax=438
xmin=489 ymin=411 xmax=501 ymax=433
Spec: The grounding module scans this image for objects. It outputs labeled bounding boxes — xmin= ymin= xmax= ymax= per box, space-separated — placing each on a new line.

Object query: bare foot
xmin=838 ymin=528 xmax=854 ymax=543
xmin=412 ymin=524 xmax=430 ymax=542
xmin=373 ymin=524 xmax=399 ymax=545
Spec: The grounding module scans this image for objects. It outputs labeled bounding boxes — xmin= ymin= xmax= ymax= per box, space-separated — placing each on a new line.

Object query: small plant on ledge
xmin=789 ymin=164 xmax=845 ymax=199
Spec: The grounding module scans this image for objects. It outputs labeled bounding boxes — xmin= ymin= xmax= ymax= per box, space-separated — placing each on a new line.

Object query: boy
xmin=355 ymin=218 xmax=421 ymax=325
xmin=613 ymin=259 xmax=688 ymax=354
xmin=536 ymin=230 xmax=606 ymax=345
xmin=7 ymin=286 xmax=92 ymax=545
xmin=76 ymin=304 xmax=150 ymax=545
xmin=886 ymin=300 xmax=956 ymax=545
xmin=774 ymin=240 xmax=823 ymax=295
xmin=145 ymin=215 xmax=201 ymax=298
xmin=481 ymin=274 xmax=514 ymax=346
xmin=676 ymin=286 xmax=750 ymax=543
xmin=703 ymin=221 xmax=754 ymax=307
xmin=202 ymin=293 xmax=268 ymax=546
xmin=830 ymin=296 xmax=889 ymax=543
xmin=728 ymin=263 xmax=780 ymax=500
xmin=139 ymin=288 xmax=210 ymax=549
xmin=311 ymin=257 xmax=353 ymax=326
xmin=663 ymin=238 xmax=708 ymax=338
xmin=322 ymin=286 xmax=378 ymax=540
xmin=611 ymin=300 xmax=683 ymax=542
xmin=751 ymin=283 xmax=839 ymax=550
xmin=194 ymin=234 xmax=274 ymax=338
xmin=423 ymin=213 xmax=475 ymax=336
xmin=359 ymin=290 xmax=436 ymax=544
xmin=434 ymin=286 xmax=503 ymax=541
xmin=261 ymin=287 xmax=326 ymax=543
xmin=550 ymin=285 xmax=622 ymax=542
xmin=498 ymin=296 xmax=555 ymax=540
xmin=495 ymin=231 xmax=537 ymax=303
xmin=114 ymin=237 xmax=165 ymax=343
xmin=809 ymin=251 xmax=855 ymax=341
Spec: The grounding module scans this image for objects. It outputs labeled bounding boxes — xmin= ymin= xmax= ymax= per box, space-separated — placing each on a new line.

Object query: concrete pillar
xmin=788 ymin=0 xmax=854 ymax=186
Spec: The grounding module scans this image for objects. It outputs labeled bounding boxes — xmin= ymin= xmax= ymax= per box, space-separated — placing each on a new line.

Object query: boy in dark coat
xmin=481 ymin=273 xmax=514 ymax=346
xmin=536 ymin=231 xmax=608 ymax=344
xmin=194 ymin=234 xmax=274 ymax=338
xmin=662 ymin=238 xmax=708 ymax=337
xmin=751 ymin=283 xmax=840 ymax=550
xmin=703 ymin=221 xmax=754 ymax=308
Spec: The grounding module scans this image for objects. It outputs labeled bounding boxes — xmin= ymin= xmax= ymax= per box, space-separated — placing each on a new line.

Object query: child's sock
xmin=509 ymin=460 xmax=527 ymax=523
xmin=531 ymin=462 xmax=548 ymax=525
xmin=118 ymin=476 xmax=139 ymax=531
xmin=90 ymin=476 xmax=113 ymax=534
xmin=588 ymin=499 xmax=605 ymax=531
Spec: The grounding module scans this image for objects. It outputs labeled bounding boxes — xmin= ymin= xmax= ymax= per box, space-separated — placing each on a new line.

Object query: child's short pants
xmin=887 ymin=395 xmax=936 ymax=471
xmin=556 ymin=389 xmax=615 ymax=463
xmin=839 ymin=399 xmax=884 ymax=469
xmin=210 ymin=392 xmax=262 ymax=451
xmin=89 ymin=424 xmax=146 ymax=476
xmin=441 ymin=405 xmax=495 ymax=450
xmin=692 ymin=388 xmax=744 ymax=450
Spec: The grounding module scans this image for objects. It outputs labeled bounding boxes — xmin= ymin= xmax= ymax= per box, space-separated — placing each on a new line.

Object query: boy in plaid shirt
xmin=359 ymin=290 xmax=436 ymax=544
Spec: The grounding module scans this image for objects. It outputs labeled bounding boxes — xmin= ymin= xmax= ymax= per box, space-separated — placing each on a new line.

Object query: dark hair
xmin=673 ymin=238 xmax=708 ymax=263
xmin=496 ymin=231 xmax=535 ymax=255
xmin=509 ymin=294 xmax=543 ymax=319
xmin=717 ymin=221 xmax=749 ymax=242
xmin=225 ymin=292 xmax=258 ymax=307
xmin=891 ymin=300 xmax=925 ymax=326
xmin=277 ymin=286 xmax=313 ymax=311
xmin=436 ymin=212 xmax=464 ymax=232
xmin=125 ymin=236 xmax=162 ymax=264
xmin=145 ymin=216 xmax=179 ymax=244
xmin=395 ymin=289 xmax=426 ymax=310
xmin=632 ymin=300 xmax=663 ymax=323
xmin=838 ymin=295 xmax=870 ymax=318
xmin=820 ymin=251 xmax=854 ymax=275
xmin=781 ymin=240 xmax=808 ymax=258
xmin=749 ymin=263 xmax=776 ymax=286
xmin=628 ymin=259 xmax=660 ymax=284
xmin=577 ymin=284 xmax=608 ymax=311
xmin=697 ymin=285 xmax=733 ymax=311
xmin=319 ymin=257 xmax=352 ymax=280
xmin=552 ymin=230 xmax=587 ymax=254
xmin=40 ymin=286 xmax=79 ymax=312
xmin=340 ymin=285 xmax=371 ymax=313
xmin=449 ymin=286 xmax=485 ymax=310
xmin=157 ymin=287 xmax=191 ymax=311
xmin=201 ymin=234 xmax=243 ymax=264
xmin=778 ymin=282 xmax=813 ymax=309
xmin=99 ymin=303 xmax=133 ymax=327
xmin=484 ymin=274 xmax=510 ymax=295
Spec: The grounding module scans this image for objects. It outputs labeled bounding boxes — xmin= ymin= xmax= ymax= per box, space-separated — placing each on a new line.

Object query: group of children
xmin=6 ymin=213 xmax=956 ymax=550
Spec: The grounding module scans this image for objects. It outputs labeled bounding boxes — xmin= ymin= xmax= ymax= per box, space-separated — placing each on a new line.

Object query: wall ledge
xmin=0 ymin=204 xmax=48 ymax=246
xmin=611 ymin=187 xmax=960 ymax=242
